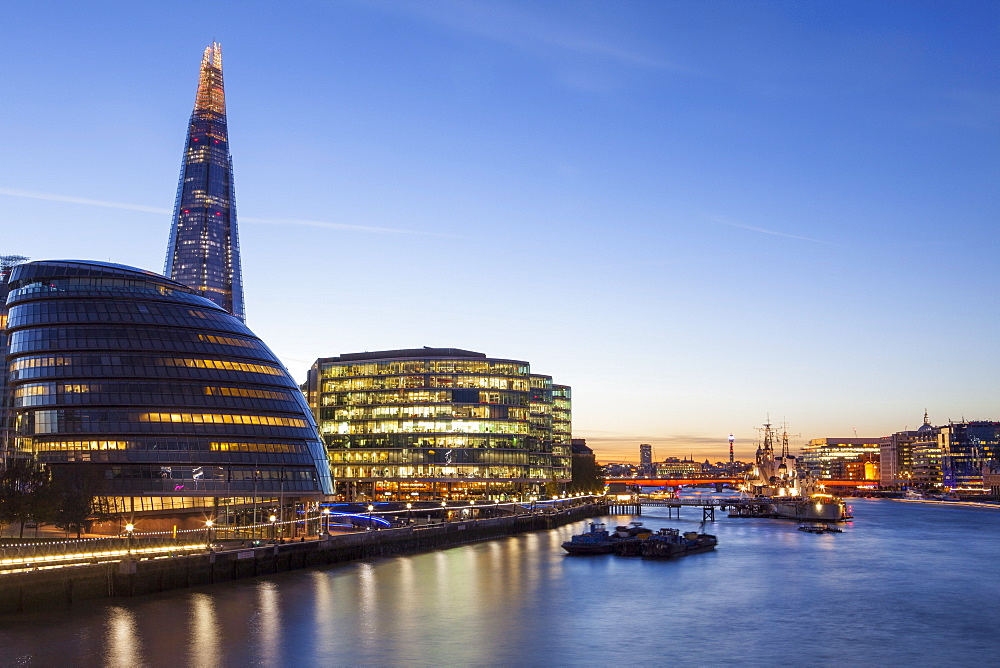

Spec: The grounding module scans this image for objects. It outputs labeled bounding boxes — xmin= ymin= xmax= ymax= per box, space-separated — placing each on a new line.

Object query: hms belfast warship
xmin=738 ymin=422 xmax=850 ymax=521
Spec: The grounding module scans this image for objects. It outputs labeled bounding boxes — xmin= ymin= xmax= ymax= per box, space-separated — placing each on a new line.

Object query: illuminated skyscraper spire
xmin=165 ymin=42 xmax=244 ymax=321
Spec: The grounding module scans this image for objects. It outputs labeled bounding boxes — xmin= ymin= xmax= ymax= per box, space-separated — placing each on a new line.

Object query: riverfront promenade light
xmin=5 ymin=260 xmax=333 ymax=518
xmin=305 ymin=348 xmax=571 ymax=501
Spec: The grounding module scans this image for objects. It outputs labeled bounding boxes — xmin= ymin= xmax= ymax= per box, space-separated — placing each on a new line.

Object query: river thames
xmin=1 ymin=498 xmax=998 ymax=666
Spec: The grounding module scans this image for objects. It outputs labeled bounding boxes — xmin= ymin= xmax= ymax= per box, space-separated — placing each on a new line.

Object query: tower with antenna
xmin=728 ymin=433 xmax=735 ymax=476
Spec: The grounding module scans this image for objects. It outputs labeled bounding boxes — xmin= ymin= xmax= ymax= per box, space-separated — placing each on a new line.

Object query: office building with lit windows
xmin=5 ymin=260 xmax=332 ymax=524
xmin=305 ymin=348 xmax=571 ymax=501
xmin=165 ymin=42 xmax=245 ymax=321
xmin=639 ymin=443 xmax=653 ymax=476
xmin=799 ymin=437 xmax=882 ymax=479
xmin=552 ymin=384 xmax=572 ymax=479
xmin=910 ymin=419 xmax=1000 ymax=490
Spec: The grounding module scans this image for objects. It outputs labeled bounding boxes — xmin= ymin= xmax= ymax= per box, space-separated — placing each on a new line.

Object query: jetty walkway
xmin=607 ymin=497 xmax=772 ymax=520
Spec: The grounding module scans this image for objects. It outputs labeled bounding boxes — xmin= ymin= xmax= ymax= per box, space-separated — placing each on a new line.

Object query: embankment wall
xmin=0 ymin=503 xmax=604 ymax=614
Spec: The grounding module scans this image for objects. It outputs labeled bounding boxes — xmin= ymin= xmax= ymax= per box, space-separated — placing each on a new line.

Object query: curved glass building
xmin=306 ymin=348 xmax=571 ymax=500
xmin=5 ymin=260 xmax=332 ymax=515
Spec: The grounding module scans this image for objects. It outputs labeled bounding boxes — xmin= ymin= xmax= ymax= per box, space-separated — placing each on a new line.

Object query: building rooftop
xmin=8 ymin=259 xmax=188 ymax=289
xmin=326 ymin=347 xmax=489 ymax=362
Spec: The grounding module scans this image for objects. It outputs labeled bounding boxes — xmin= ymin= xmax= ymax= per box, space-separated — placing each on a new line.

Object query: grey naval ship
xmin=739 ymin=422 xmax=850 ymax=522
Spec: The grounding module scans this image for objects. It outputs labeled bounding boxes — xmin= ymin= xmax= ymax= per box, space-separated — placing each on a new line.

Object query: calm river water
xmin=1 ymin=499 xmax=998 ymax=667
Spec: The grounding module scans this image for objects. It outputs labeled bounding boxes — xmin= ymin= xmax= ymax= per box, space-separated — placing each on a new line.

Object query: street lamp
xmin=322 ymin=508 xmax=330 ymax=536
xmin=269 ymin=514 xmax=277 ymax=541
xmin=125 ymin=523 xmax=134 ymax=554
xmin=440 ymin=500 xmax=447 ymax=523
xmin=367 ymin=504 xmax=374 ymax=531
xmin=405 ymin=502 xmax=412 ymax=524
xmin=205 ymin=520 xmax=214 ymax=549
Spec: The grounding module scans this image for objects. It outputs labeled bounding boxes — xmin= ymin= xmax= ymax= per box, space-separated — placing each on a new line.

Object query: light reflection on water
xmin=2 ymin=500 xmax=999 ymax=667
xmin=105 ymin=606 xmax=144 ymax=668
xmin=188 ymin=594 xmax=219 ymax=667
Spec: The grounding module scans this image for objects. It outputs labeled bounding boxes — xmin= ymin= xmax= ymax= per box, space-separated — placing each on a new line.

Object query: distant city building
xmin=845 ymin=458 xmax=880 ymax=481
xmin=910 ymin=420 xmax=1000 ymax=490
xmin=703 ymin=460 xmax=736 ymax=477
xmin=569 ymin=438 xmax=602 ymax=493
xmin=939 ymin=421 xmax=1000 ymax=489
xmin=639 ymin=444 xmax=653 ymax=476
xmin=880 ymin=412 xmax=930 ymax=487
xmin=655 ymin=458 xmax=703 ymax=478
xmin=985 ymin=465 xmax=1000 ymax=496
xmin=911 ymin=426 xmax=944 ymax=489
xmin=600 ymin=462 xmax=642 ymax=478
xmin=0 ymin=255 xmax=29 ymax=465
xmin=883 ymin=412 xmax=1000 ymax=490
xmin=880 ymin=432 xmax=916 ymax=488
xmin=799 ymin=437 xmax=883 ymax=479
xmin=5 ymin=260 xmax=332 ymax=526
xmin=306 ymin=348 xmax=571 ymax=500
xmin=165 ymin=42 xmax=245 ymax=321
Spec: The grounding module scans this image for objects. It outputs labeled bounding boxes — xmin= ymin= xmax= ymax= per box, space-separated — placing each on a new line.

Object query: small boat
xmin=612 ymin=521 xmax=655 ymax=556
xmin=561 ymin=522 xmax=617 ymax=554
xmin=640 ymin=528 xmax=718 ymax=558
xmin=797 ymin=523 xmax=841 ymax=533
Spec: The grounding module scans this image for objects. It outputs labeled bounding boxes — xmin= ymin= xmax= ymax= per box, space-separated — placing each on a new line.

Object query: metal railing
xmin=0 ymin=495 xmax=603 ymax=573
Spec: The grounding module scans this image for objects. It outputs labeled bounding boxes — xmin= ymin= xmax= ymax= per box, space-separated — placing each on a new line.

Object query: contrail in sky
xmin=704 ymin=214 xmax=840 ymax=246
xmin=0 ymin=187 xmax=457 ymax=237
xmin=0 ymin=188 xmax=170 ymax=215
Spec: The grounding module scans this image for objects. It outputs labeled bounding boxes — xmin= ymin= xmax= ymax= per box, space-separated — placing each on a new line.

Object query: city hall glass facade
xmin=0 ymin=255 xmax=29 ymax=463
xmin=164 ymin=42 xmax=245 ymax=321
xmin=306 ymin=348 xmax=571 ymax=500
xmin=5 ymin=260 xmax=332 ymax=512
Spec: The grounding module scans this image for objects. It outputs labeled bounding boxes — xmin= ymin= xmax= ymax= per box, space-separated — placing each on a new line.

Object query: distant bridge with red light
xmin=604 ymin=477 xmax=878 ymax=488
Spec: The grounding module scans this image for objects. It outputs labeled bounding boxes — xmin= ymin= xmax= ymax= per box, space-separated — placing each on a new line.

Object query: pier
xmin=605 ymin=496 xmax=832 ymax=521
xmin=607 ymin=498 xmax=729 ymax=521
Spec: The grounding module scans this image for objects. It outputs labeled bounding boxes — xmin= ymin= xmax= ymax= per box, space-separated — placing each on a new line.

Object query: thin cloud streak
xmin=0 ymin=188 xmax=456 ymax=238
xmin=704 ymin=214 xmax=840 ymax=246
xmin=385 ymin=0 xmax=695 ymax=74
xmin=0 ymin=188 xmax=170 ymax=215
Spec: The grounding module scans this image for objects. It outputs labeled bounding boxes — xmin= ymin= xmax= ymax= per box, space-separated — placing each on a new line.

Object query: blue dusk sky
xmin=1 ymin=1 xmax=997 ymax=461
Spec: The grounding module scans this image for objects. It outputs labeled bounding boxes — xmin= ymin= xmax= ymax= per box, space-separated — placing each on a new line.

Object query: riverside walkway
xmin=0 ymin=500 xmax=606 ymax=614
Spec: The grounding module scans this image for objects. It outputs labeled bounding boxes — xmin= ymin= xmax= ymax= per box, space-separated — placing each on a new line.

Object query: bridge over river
xmin=604 ymin=477 xmax=877 ymax=488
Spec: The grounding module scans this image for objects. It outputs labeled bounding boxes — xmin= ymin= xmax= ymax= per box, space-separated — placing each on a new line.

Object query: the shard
xmin=165 ymin=43 xmax=245 ymax=321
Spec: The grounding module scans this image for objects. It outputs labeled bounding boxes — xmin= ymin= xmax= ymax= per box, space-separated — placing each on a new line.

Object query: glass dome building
xmin=4 ymin=260 xmax=333 ymax=517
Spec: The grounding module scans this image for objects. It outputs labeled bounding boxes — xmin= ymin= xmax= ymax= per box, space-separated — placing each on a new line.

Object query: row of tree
xmin=0 ymin=460 xmax=95 ymax=538
xmin=567 ymin=454 xmax=605 ymax=494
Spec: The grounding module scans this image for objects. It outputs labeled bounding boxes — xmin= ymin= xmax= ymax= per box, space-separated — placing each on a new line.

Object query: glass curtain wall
xmin=307 ymin=348 xmax=569 ymax=501
xmin=5 ymin=260 xmax=332 ymax=516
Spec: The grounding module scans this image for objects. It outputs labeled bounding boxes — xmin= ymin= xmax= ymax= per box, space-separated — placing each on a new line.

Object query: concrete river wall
xmin=0 ymin=503 xmax=605 ymax=614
